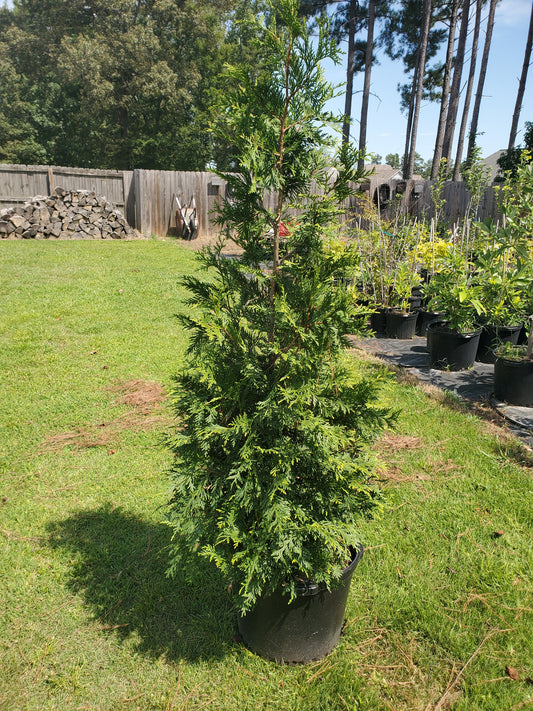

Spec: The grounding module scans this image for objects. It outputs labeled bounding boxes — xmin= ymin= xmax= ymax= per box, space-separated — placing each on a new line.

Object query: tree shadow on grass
xmin=47 ymin=504 xmax=236 ymax=662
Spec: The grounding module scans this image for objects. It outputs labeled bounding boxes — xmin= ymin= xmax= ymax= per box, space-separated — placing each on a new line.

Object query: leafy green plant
xmin=430 ymin=158 xmax=449 ymax=235
xmin=497 ymin=150 xmax=533 ymax=249
xmin=388 ymin=259 xmax=422 ymax=312
xmin=473 ymin=239 xmax=530 ymax=327
xmin=165 ymin=0 xmax=394 ymax=613
xmin=424 ymin=251 xmax=485 ymax=332
xmin=473 ymin=159 xmax=533 ymax=326
xmin=461 ymin=146 xmax=492 ymax=221
xmin=493 ymin=342 xmax=531 ymax=361
xmin=355 ymin=219 xmax=424 ymax=311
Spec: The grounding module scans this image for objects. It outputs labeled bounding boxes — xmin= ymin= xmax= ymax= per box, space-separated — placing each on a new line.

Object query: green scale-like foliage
xmin=166 ymin=0 xmax=394 ymax=612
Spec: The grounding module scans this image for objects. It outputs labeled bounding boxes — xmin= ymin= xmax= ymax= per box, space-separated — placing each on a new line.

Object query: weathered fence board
xmin=132 ymin=169 xmax=225 ymax=237
xmin=0 ymin=162 xmax=503 ymax=240
xmin=0 ymin=164 xmax=130 ymax=210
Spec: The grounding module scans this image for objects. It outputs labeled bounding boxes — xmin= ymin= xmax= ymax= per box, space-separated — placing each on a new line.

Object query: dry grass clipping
xmin=40 ymin=380 xmax=169 ymax=452
xmin=350 ymin=344 xmax=533 ymax=467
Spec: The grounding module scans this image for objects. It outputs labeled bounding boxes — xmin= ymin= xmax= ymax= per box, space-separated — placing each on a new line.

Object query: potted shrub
xmin=165 ymin=0 xmax=394 ymax=664
xmin=493 ymin=317 xmax=533 ymax=406
xmin=385 ymin=261 xmax=421 ymax=339
xmin=424 ymin=251 xmax=485 ymax=370
xmin=474 ymin=224 xmax=530 ymax=363
xmin=362 ymin=219 xmax=423 ymax=337
xmin=413 ymin=234 xmax=450 ymax=335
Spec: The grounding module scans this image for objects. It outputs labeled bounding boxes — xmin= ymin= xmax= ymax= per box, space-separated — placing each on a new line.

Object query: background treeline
xmin=0 ymin=0 xmax=531 ymax=176
xmin=0 ymin=0 xmax=265 ymax=170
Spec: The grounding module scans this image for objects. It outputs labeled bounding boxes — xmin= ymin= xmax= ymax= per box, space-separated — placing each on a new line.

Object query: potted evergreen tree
xmin=165 ymin=0 xmax=394 ymax=664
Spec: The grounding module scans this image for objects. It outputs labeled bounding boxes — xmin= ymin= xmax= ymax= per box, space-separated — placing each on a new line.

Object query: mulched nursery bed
xmin=350 ymin=334 xmax=533 ymax=449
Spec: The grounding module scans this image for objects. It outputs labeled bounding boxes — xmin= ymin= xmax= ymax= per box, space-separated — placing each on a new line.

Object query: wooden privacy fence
xmin=0 ymin=164 xmax=135 ymax=225
xmin=0 ymin=163 xmax=502 ymax=239
xmin=132 ymin=169 xmax=226 ymax=238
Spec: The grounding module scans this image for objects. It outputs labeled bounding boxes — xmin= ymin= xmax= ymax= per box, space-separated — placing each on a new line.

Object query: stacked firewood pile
xmin=0 ymin=187 xmax=138 ymax=240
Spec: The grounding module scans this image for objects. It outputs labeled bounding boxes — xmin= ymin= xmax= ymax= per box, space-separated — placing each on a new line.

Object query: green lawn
xmin=1 ymin=240 xmax=531 ymax=710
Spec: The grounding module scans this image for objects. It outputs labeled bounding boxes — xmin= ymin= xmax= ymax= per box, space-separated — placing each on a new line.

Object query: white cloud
xmin=496 ymin=0 xmax=532 ymax=27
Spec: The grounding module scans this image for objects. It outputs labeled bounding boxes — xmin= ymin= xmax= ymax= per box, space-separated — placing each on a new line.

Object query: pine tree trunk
xmin=466 ymin=0 xmax=497 ymax=163
xmin=508 ymin=2 xmax=533 ymax=150
xmin=358 ymin=0 xmax=376 ymax=171
xmin=442 ymin=0 xmax=470 ymax=162
xmin=402 ymin=62 xmax=418 ymax=177
xmin=431 ymin=0 xmax=459 ymax=180
xmin=342 ymin=0 xmax=358 ymax=145
xmin=405 ymin=0 xmax=433 ymax=180
xmin=453 ymin=0 xmax=481 ymax=180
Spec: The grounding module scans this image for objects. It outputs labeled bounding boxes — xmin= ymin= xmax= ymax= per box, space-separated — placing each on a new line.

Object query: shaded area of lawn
xmin=47 ymin=504 xmax=235 ymax=663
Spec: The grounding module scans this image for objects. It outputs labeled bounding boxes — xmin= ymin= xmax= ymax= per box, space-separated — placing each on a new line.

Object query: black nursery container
xmin=237 ymin=544 xmax=364 ymax=664
xmin=370 ymin=308 xmax=387 ymax=334
xmin=416 ymin=310 xmax=446 ymax=336
xmin=427 ymin=322 xmax=482 ymax=371
xmin=494 ymin=357 xmax=533 ymax=406
xmin=476 ymin=324 xmax=522 ymax=364
xmin=385 ymin=309 xmax=418 ymax=339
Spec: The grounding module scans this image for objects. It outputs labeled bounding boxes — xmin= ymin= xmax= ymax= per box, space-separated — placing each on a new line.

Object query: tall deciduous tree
xmin=0 ymin=0 xmax=262 ymax=170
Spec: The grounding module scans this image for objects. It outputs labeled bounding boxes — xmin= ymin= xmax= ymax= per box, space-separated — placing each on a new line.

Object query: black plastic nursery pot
xmin=494 ymin=356 xmax=533 ymax=406
xmin=385 ymin=309 xmax=418 ymax=339
xmin=407 ymin=296 xmax=422 ymax=311
xmin=416 ymin=310 xmax=446 ymax=337
xmin=370 ymin=308 xmax=387 ymax=335
xmin=237 ymin=544 xmax=364 ymax=664
xmin=427 ymin=322 xmax=482 ymax=371
xmin=476 ymin=324 xmax=522 ymax=364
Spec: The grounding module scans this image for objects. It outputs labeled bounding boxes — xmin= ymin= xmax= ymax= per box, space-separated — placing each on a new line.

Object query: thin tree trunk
xmin=431 ymin=0 xmax=459 ymax=180
xmin=508 ymin=2 xmax=533 ymax=149
xmin=442 ymin=0 xmax=470 ymax=162
xmin=466 ymin=0 xmax=497 ymax=163
xmin=406 ymin=0 xmax=433 ymax=180
xmin=453 ymin=0 xmax=481 ymax=180
xmin=358 ymin=0 xmax=376 ymax=171
xmin=403 ymin=60 xmax=419 ymax=176
xmin=342 ymin=0 xmax=358 ymax=145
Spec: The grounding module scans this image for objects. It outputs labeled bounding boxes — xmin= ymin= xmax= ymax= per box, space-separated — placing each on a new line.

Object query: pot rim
xmin=387 ymin=308 xmax=418 ymax=318
xmin=293 ymin=543 xmax=364 ymax=597
xmin=427 ymin=321 xmax=482 ymax=337
xmin=495 ymin=355 xmax=533 ymax=366
xmin=482 ymin=323 xmax=523 ymax=332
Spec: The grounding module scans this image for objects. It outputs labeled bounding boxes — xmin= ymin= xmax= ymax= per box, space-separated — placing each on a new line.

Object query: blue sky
xmin=323 ymin=0 xmax=533 ymax=162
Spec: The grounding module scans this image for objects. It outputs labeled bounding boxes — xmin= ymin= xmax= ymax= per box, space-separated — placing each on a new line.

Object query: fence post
xmin=47 ymin=167 xmax=55 ymax=194
xmin=132 ymin=169 xmax=143 ymax=235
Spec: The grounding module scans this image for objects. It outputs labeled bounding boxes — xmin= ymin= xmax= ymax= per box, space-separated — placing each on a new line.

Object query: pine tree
xmin=166 ymin=0 xmax=393 ymax=613
xmin=508 ymin=1 xmax=533 ymax=150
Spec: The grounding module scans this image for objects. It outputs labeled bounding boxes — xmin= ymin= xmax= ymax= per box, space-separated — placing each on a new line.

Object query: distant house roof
xmin=365 ymin=164 xmax=403 ymax=181
xmin=480 ymin=150 xmax=505 ymax=182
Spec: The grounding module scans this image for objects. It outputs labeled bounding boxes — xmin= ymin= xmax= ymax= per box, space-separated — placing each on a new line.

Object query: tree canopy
xmin=0 ymin=0 xmax=530 ymax=177
xmin=0 ymin=0 xmax=264 ymax=169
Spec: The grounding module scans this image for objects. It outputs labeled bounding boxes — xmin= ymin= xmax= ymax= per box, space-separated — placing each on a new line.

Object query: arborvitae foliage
xmin=166 ymin=0 xmax=395 ymax=613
